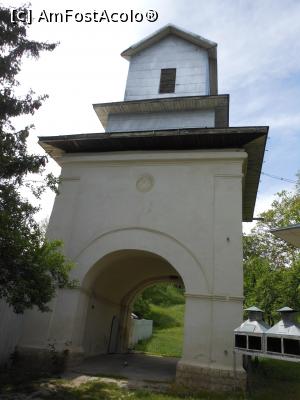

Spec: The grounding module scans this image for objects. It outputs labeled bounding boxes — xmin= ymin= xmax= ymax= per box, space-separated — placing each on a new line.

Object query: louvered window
xmin=159 ymin=68 xmax=176 ymax=93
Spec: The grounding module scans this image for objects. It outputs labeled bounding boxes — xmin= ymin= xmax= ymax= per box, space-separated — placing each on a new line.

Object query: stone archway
xmin=80 ymin=249 xmax=185 ymax=357
xmin=18 ymin=222 xmax=245 ymax=390
xmin=67 ymin=227 xmax=209 ymax=358
xmin=73 ymin=227 xmax=208 ymax=293
xmin=18 ymin=227 xmax=208 ymax=359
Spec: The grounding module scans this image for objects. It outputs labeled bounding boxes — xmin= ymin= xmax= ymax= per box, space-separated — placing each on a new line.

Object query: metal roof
xmin=235 ymin=305 xmax=269 ymax=333
xmin=266 ymin=318 xmax=300 ymax=338
xmin=267 ymin=307 xmax=300 ymax=337
xmin=245 ymin=306 xmax=264 ymax=312
xmin=271 ymin=224 xmax=300 ymax=248
xmin=93 ymin=95 xmax=229 ymax=130
xmin=38 ymin=125 xmax=268 ymax=222
xmin=278 ymin=307 xmax=295 ymax=312
xmin=235 ymin=319 xmax=270 ymax=334
xmin=121 ymin=24 xmax=217 ymax=60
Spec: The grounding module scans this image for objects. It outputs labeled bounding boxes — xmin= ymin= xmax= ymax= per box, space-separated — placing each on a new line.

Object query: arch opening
xmin=80 ymin=249 xmax=186 ymax=358
xmin=130 ymin=279 xmax=185 ymax=358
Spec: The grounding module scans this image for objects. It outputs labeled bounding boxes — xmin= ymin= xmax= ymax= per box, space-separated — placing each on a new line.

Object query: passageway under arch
xmin=81 ymin=249 xmax=185 ymax=357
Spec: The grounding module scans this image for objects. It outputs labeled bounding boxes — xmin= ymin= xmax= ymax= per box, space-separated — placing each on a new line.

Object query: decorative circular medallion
xmin=136 ymin=174 xmax=154 ymax=193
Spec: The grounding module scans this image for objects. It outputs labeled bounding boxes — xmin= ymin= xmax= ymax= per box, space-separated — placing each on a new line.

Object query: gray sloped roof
xmin=271 ymin=224 xmax=300 ymax=248
xmin=235 ymin=319 xmax=270 ymax=334
xmin=93 ymin=95 xmax=229 ymax=129
xmin=121 ymin=24 xmax=217 ymax=60
xmin=267 ymin=307 xmax=300 ymax=337
xmin=266 ymin=320 xmax=300 ymax=337
xmin=245 ymin=306 xmax=264 ymax=312
xmin=278 ymin=307 xmax=295 ymax=312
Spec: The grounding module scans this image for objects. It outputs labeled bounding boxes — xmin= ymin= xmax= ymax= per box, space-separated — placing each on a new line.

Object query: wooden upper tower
xmin=121 ymin=24 xmax=218 ymax=101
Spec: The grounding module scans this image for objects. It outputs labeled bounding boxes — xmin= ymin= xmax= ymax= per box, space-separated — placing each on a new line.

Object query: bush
xmin=133 ymin=283 xmax=184 ymax=319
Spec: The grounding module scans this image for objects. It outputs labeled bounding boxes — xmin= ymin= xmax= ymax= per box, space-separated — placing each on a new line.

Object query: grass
xmin=1 ymin=357 xmax=300 ymax=399
xmin=0 ymin=377 xmax=244 ymax=399
xmin=248 ymin=358 xmax=300 ymax=400
xmin=135 ymin=304 xmax=184 ymax=357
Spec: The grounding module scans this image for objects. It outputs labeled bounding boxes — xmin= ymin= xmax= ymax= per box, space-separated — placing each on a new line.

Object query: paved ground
xmin=70 ymin=353 xmax=179 ymax=383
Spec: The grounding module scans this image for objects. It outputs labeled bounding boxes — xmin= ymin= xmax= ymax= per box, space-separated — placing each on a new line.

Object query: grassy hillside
xmin=132 ymin=283 xmax=300 ymax=398
xmin=133 ymin=283 xmax=185 ymax=357
xmin=135 ymin=304 xmax=184 ymax=357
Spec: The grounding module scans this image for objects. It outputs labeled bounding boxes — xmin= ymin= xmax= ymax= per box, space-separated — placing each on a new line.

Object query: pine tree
xmin=0 ymin=5 xmax=75 ymax=313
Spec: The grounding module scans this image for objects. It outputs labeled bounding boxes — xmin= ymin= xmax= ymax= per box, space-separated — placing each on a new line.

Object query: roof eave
xmin=38 ymin=126 xmax=268 ymax=222
xmin=121 ymin=24 xmax=217 ymax=60
xmin=93 ymin=95 xmax=229 ymax=129
xmin=271 ymin=224 xmax=300 ymax=248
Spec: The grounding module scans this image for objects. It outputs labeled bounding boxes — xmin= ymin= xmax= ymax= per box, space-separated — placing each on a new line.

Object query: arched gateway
xmin=18 ymin=25 xmax=268 ymax=391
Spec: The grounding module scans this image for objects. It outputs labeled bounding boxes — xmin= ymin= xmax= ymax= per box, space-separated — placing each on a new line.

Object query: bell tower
xmin=17 ymin=24 xmax=268 ymax=392
xmin=122 ymin=24 xmax=217 ymax=100
xmin=94 ymin=25 xmax=226 ymax=134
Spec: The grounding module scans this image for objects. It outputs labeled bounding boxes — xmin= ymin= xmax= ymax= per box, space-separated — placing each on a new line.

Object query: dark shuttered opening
xmin=267 ymin=337 xmax=282 ymax=353
xmin=235 ymin=334 xmax=247 ymax=349
xmin=283 ymin=339 xmax=300 ymax=356
xmin=248 ymin=335 xmax=262 ymax=351
xmin=159 ymin=68 xmax=176 ymax=93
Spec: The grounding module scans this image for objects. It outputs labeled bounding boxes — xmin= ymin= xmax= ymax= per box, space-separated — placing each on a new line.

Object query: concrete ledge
xmin=176 ymin=361 xmax=246 ymax=392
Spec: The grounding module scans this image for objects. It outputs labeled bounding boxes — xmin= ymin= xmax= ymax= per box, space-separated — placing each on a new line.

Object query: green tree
xmin=0 ymin=5 xmax=75 ymax=313
xmin=244 ymin=189 xmax=300 ymax=268
xmin=244 ymin=256 xmax=284 ymax=324
xmin=243 ymin=175 xmax=300 ymax=322
xmin=133 ymin=283 xmax=184 ymax=318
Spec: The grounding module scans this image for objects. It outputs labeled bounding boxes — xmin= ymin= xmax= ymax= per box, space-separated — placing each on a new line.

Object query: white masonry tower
xmin=14 ymin=25 xmax=268 ymax=391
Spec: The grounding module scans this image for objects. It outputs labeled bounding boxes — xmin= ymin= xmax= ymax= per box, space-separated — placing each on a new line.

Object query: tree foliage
xmin=244 ymin=190 xmax=300 ymax=268
xmin=243 ymin=177 xmax=300 ymax=323
xmin=133 ymin=283 xmax=184 ymax=318
xmin=0 ymin=5 xmax=75 ymax=313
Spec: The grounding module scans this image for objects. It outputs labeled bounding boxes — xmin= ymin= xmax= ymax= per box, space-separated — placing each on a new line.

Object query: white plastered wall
xmin=18 ymin=149 xmax=246 ymax=372
xmin=0 ymin=301 xmax=24 ymax=366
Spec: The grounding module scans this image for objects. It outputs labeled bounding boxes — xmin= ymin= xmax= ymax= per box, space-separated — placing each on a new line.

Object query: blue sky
xmin=8 ymin=0 xmax=300 ymax=230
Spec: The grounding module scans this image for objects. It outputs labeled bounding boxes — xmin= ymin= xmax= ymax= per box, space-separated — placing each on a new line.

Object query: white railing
xmin=129 ymin=319 xmax=153 ymax=347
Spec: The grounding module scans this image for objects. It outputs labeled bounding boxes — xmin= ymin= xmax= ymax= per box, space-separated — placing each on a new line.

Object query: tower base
xmin=176 ymin=361 xmax=246 ymax=392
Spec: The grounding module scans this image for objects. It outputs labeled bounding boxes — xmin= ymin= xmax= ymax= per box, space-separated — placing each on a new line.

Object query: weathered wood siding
xmin=106 ymin=109 xmax=215 ymax=132
xmin=124 ymin=35 xmax=210 ymax=100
